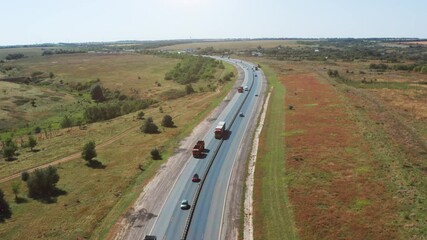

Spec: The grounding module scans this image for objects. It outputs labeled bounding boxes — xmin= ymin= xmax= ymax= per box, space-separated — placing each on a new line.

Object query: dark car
xmin=144 ymin=235 xmax=157 ymax=240
xmin=180 ymin=199 xmax=190 ymax=210
xmin=239 ymin=112 xmax=244 ymax=117
xmin=192 ymin=173 xmax=201 ymax=182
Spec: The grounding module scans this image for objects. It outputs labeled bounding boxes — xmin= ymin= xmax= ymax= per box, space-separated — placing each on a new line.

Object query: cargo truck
xmin=215 ymin=121 xmax=226 ymax=139
xmin=192 ymin=140 xmax=205 ymax=158
xmin=237 ymin=86 xmax=243 ymax=93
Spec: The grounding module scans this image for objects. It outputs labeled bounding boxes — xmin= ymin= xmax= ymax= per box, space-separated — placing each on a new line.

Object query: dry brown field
xmin=249 ymin=55 xmax=427 ymax=239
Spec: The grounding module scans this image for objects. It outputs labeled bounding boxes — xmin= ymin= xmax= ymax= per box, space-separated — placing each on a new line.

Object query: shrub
xmin=28 ymin=135 xmax=37 ymax=151
xmin=34 ymin=126 xmax=42 ymax=134
xmin=137 ymin=111 xmax=145 ymax=119
xmin=161 ymin=115 xmax=175 ymax=127
xmin=60 ymin=115 xmax=74 ymax=128
xmin=150 ymin=148 xmax=161 ymax=160
xmin=2 ymin=138 xmax=17 ymax=160
xmin=84 ymin=99 xmax=154 ymax=123
xmin=81 ymin=141 xmax=97 ymax=162
xmin=327 ymin=69 xmax=339 ymax=77
xmin=0 ymin=189 xmax=12 ymax=222
xmin=90 ymin=84 xmax=105 ymax=102
xmin=5 ymin=53 xmax=24 ymax=60
xmin=141 ymin=117 xmax=159 ymax=134
xmin=21 ymin=171 xmax=29 ymax=181
xmin=27 ymin=166 xmax=60 ymax=199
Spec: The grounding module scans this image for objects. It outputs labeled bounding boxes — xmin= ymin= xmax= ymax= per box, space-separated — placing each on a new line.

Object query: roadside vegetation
xmin=252 ymin=65 xmax=297 ymax=240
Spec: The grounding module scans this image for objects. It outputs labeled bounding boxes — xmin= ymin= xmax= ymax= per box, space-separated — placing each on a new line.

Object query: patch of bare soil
xmin=282 ymin=74 xmax=399 ymax=240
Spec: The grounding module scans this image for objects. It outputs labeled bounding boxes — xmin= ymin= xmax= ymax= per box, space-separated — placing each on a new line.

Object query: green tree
xmin=2 ymin=146 xmax=15 ymax=161
xmin=90 ymin=84 xmax=105 ymax=102
xmin=2 ymin=138 xmax=17 ymax=160
xmin=21 ymin=171 xmax=29 ymax=182
xmin=140 ymin=117 xmax=159 ymax=134
xmin=26 ymin=166 xmax=60 ymax=200
xmin=150 ymin=148 xmax=161 ymax=160
xmin=81 ymin=141 xmax=97 ymax=162
xmin=0 ymin=189 xmax=12 ymax=222
xmin=28 ymin=135 xmax=37 ymax=151
xmin=161 ymin=115 xmax=175 ymax=127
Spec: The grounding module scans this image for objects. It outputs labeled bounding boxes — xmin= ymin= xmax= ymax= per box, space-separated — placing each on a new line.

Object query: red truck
xmin=237 ymin=86 xmax=243 ymax=93
xmin=215 ymin=121 xmax=226 ymax=139
xmin=192 ymin=140 xmax=205 ymax=158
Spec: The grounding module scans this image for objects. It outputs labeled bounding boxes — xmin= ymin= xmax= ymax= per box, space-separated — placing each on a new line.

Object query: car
xmin=244 ymin=86 xmax=249 ymax=91
xmin=192 ymin=173 xmax=201 ymax=182
xmin=255 ymin=74 xmax=258 ymax=77
xmin=144 ymin=235 xmax=157 ymax=240
xmin=239 ymin=112 xmax=244 ymax=117
xmin=255 ymin=94 xmax=258 ymax=96
xmin=180 ymin=200 xmax=190 ymax=210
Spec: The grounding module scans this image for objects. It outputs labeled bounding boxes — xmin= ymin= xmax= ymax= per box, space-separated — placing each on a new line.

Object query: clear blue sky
xmin=2 ymin=0 xmax=426 ymax=45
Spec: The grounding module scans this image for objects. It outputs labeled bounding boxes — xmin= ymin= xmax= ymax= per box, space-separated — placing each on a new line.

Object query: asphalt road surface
xmin=130 ymin=58 xmax=265 ymax=240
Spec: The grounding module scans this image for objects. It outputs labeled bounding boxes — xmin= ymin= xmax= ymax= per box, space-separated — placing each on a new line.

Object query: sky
xmin=1 ymin=0 xmax=426 ymax=46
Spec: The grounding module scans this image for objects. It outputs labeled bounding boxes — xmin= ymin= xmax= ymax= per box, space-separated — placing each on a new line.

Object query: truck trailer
xmin=214 ymin=121 xmax=226 ymax=139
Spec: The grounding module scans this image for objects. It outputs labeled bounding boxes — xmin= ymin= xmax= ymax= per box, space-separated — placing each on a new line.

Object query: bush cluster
xmin=164 ymin=56 xmax=221 ymax=84
xmin=84 ymin=99 xmax=155 ymax=123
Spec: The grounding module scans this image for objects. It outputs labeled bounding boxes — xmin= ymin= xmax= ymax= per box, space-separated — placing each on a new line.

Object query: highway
xmin=133 ymin=58 xmax=265 ymax=240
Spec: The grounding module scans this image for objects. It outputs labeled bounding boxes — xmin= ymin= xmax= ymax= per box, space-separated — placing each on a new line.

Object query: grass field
xmin=252 ymin=64 xmax=297 ymax=240
xmin=0 ymin=81 xmax=77 ymax=132
xmin=9 ymin=53 xmax=181 ymax=99
xmin=0 ymin=51 xmax=237 ymax=239
xmin=0 ymin=53 xmax=183 ymax=135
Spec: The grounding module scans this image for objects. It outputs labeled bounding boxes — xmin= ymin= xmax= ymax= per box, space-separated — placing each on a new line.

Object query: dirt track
xmin=0 ymin=125 xmax=139 ymax=184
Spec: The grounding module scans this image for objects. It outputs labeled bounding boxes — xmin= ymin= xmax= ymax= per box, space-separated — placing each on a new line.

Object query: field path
xmin=0 ymin=124 xmax=139 ymax=184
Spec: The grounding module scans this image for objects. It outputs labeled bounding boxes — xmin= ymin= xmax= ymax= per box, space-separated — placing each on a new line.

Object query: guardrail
xmin=180 ymin=60 xmax=258 ymax=240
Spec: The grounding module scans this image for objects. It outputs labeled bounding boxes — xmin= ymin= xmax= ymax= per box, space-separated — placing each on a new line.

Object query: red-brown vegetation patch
xmin=283 ymin=74 xmax=399 ymax=239
xmin=374 ymin=88 xmax=427 ymax=120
